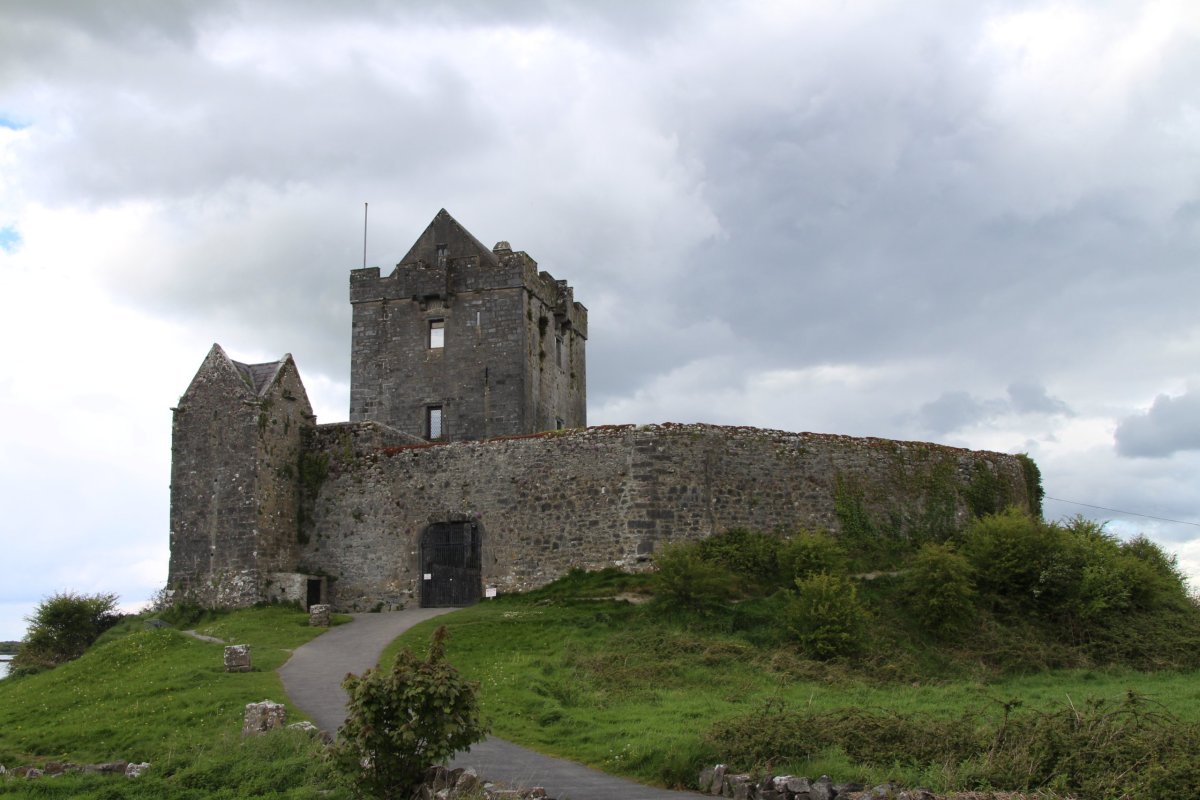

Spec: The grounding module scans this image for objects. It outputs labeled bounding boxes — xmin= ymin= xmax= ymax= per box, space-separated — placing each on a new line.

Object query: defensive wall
xmin=296 ymin=422 xmax=1034 ymax=611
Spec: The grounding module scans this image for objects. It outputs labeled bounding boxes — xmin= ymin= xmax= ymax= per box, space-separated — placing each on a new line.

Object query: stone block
xmin=242 ymin=700 xmax=287 ymax=735
xmin=224 ymin=644 xmax=252 ymax=672
xmin=125 ymin=762 xmax=151 ymax=778
xmin=308 ymin=604 xmax=331 ymax=626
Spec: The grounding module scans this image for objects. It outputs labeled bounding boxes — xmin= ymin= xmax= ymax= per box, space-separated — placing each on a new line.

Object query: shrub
xmin=778 ymin=529 xmax=846 ymax=581
xmin=696 ymin=528 xmax=784 ymax=590
xmin=902 ymin=542 xmax=976 ymax=639
xmin=961 ymin=509 xmax=1062 ymax=614
xmin=652 ymin=541 xmax=735 ymax=616
xmin=785 ymin=573 xmax=867 ymax=658
xmin=11 ymin=591 xmax=120 ymax=672
xmin=333 ymin=625 xmax=487 ymax=800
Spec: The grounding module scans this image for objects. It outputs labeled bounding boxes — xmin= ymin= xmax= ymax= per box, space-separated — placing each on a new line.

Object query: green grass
xmin=0 ymin=606 xmax=350 ymax=799
xmin=386 ymin=594 xmax=1200 ymax=796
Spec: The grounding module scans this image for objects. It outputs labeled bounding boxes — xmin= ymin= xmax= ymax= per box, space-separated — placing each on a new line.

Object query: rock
xmin=724 ymin=773 xmax=753 ymax=800
xmin=454 ymin=766 xmax=481 ymax=795
xmin=224 ymin=644 xmax=252 ymax=672
xmin=834 ymin=782 xmax=864 ymax=796
xmin=126 ymin=762 xmax=151 ymax=778
xmin=426 ymin=764 xmax=453 ymax=791
xmin=288 ymin=721 xmax=319 ymax=734
xmin=899 ymin=791 xmax=936 ymax=800
xmin=0 ymin=764 xmax=5 ymax=775
xmin=708 ymin=764 xmax=728 ymax=795
xmin=24 ymin=768 xmax=44 ymax=779
xmin=309 ymin=604 xmax=331 ymax=627
xmin=83 ymin=761 xmax=129 ymax=775
xmin=242 ymin=700 xmax=287 ymax=735
xmin=811 ymin=775 xmax=835 ymax=800
xmin=143 ymin=618 xmax=170 ymax=630
xmin=785 ymin=775 xmax=814 ymax=798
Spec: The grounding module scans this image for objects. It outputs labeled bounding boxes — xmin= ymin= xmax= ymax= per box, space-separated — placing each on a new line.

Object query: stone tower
xmin=168 ymin=344 xmax=316 ymax=607
xmin=349 ymin=209 xmax=587 ymax=441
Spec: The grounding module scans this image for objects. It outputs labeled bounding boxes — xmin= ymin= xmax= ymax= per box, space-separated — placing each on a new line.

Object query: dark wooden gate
xmin=420 ymin=521 xmax=482 ymax=607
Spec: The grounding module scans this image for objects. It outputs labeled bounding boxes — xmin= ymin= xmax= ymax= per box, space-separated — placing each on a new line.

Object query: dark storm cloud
xmin=1115 ymin=391 xmax=1200 ymax=458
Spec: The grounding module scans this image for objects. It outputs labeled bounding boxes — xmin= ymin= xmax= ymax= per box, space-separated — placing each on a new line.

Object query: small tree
xmin=333 ymin=626 xmax=487 ymax=800
xmin=12 ymin=591 xmax=119 ymax=673
xmin=902 ymin=543 xmax=976 ymax=639
xmin=652 ymin=541 xmax=734 ymax=616
xmin=786 ymin=573 xmax=867 ymax=659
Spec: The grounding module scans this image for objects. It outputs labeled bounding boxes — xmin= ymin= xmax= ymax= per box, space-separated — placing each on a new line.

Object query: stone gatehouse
xmin=167 ymin=210 xmax=1036 ymax=610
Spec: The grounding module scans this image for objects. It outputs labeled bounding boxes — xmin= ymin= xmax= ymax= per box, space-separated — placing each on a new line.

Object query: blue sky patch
xmin=0 ymin=226 xmax=22 ymax=253
xmin=0 ymin=114 xmax=29 ymax=130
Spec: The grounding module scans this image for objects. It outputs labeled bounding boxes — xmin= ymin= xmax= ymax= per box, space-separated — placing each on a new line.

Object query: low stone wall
xmin=299 ymin=423 xmax=1033 ymax=611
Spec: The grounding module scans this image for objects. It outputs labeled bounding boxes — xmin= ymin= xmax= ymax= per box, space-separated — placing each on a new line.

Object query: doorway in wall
xmin=420 ymin=520 xmax=482 ymax=607
xmin=306 ymin=578 xmax=323 ymax=610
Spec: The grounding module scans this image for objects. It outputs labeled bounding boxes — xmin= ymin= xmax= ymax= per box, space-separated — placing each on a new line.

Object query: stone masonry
xmin=167 ymin=209 xmax=1037 ymax=611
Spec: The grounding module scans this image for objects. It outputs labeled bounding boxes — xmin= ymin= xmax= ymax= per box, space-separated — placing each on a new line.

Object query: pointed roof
xmin=183 ymin=344 xmax=293 ymax=401
xmin=231 ymin=358 xmax=287 ymax=397
xmin=396 ymin=208 xmax=500 ymax=268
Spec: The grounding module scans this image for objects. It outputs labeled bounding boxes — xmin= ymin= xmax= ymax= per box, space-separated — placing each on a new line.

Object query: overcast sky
xmin=1 ymin=1 xmax=1198 ymax=641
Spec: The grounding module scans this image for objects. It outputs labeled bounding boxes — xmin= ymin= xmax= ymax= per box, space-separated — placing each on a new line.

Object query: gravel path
xmin=279 ymin=609 xmax=707 ymax=800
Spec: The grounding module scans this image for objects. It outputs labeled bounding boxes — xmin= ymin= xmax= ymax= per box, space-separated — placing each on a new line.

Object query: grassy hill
xmin=0 ymin=606 xmax=348 ymax=798
xmin=384 ymin=513 xmax=1200 ymax=799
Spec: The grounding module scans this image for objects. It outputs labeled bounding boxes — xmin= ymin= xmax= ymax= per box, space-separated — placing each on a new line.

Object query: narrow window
xmin=427 ymin=406 xmax=443 ymax=440
xmin=555 ymin=335 xmax=564 ymax=367
xmin=556 ymin=417 xmax=565 ymax=430
xmin=436 ymin=244 xmax=448 ymax=266
xmin=429 ymin=319 xmax=444 ymax=349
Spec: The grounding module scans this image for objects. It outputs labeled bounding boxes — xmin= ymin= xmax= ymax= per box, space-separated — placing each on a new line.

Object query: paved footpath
xmin=279 ymin=609 xmax=707 ymax=800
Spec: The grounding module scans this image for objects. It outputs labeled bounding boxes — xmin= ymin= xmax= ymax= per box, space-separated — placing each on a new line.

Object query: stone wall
xmin=298 ymin=423 xmax=1031 ymax=611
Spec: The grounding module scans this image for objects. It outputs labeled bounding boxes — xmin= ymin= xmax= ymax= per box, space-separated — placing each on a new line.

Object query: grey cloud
xmin=1115 ymin=392 xmax=1200 ymax=458
xmin=917 ymin=391 xmax=1000 ymax=435
xmin=1007 ymin=382 xmax=1072 ymax=416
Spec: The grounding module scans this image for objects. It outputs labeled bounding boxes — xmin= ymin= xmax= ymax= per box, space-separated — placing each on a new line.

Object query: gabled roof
xmin=232 ymin=358 xmax=286 ymax=397
xmin=183 ymin=343 xmax=296 ymax=402
xmin=396 ymin=208 xmax=500 ymax=269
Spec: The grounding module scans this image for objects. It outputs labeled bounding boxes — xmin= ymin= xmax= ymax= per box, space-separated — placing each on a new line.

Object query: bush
xmin=696 ymin=528 xmax=784 ymax=591
xmin=785 ymin=573 xmax=867 ymax=658
xmin=652 ymin=541 xmax=735 ymax=616
xmin=902 ymin=542 xmax=976 ymax=639
xmin=778 ymin=529 xmax=846 ymax=581
xmin=12 ymin=591 xmax=120 ymax=672
xmin=961 ymin=509 xmax=1062 ymax=614
xmin=333 ymin=625 xmax=486 ymax=800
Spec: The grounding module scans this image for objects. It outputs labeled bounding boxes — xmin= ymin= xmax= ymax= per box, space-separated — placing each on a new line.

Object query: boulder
xmin=224 ymin=644 xmax=252 ymax=672
xmin=126 ymin=762 xmax=151 ymax=778
xmin=242 ymin=700 xmax=287 ymax=735
xmin=309 ymin=604 xmax=331 ymax=626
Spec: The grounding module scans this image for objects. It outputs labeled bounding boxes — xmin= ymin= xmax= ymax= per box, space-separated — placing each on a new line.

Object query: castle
xmin=168 ymin=210 xmax=1036 ymax=610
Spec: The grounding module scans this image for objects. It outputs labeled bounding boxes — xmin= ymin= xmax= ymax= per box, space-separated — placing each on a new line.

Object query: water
xmin=0 ymin=656 xmax=11 ymax=679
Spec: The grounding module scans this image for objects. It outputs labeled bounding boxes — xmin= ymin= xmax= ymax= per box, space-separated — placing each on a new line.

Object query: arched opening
xmin=420 ymin=520 xmax=482 ymax=607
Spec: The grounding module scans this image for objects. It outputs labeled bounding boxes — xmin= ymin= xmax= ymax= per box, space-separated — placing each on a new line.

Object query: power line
xmin=1044 ymin=496 xmax=1200 ymax=528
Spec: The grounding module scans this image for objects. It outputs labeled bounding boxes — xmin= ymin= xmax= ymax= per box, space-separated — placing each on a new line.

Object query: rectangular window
xmin=427 ymin=406 xmax=443 ymax=440
xmin=556 ymin=417 xmax=565 ymax=430
xmin=555 ymin=335 xmax=564 ymax=367
xmin=429 ymin=319 xmax=444 ymax=349
xmin=436 ymin=244 xmax=448 ymax=266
